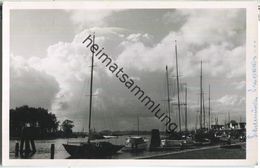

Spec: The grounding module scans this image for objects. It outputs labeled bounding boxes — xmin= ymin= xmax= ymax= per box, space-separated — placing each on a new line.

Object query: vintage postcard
xmin=2 ymin=1 xmax=258 ymax=166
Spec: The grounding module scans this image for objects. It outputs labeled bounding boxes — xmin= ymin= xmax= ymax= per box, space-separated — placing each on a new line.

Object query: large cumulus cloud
xmin=10 ymin=9 xmax=246 ymax=131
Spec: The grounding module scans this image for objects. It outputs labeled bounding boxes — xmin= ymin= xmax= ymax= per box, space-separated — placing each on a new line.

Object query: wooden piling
xmin=15 ymin=142 xmax=19 ymax=157
xmin=30 ymin=139 xmax=36 ymax=154
xmin=20 ymin=139 xmax=24 ymax=157
xmin=20 ymin=125 xmax=37 ymax=158
xmin=50 ymin=144 xmax=55 ymax=159
xmin=149 ymin=129 xmax=161 ymax=151
xmin=25 ymin=139 xmax=31 ymax=157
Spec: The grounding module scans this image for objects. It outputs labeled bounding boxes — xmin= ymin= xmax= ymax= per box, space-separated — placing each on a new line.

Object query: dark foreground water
xmin=10 ymin=136 xmax=246 ymax=159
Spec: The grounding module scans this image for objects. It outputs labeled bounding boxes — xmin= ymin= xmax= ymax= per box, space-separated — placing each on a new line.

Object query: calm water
xmin=10 ymin=135 xmax=167 ymax=159
xmin=10 ymin=136 xmax=246 ymax=159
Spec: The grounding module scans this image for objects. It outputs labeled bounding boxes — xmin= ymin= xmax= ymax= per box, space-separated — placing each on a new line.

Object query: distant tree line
xmin=10 ymin=105 xmax=75 ymax=139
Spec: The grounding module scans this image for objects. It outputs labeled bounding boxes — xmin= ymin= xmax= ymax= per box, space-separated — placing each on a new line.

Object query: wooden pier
xmin=137 ymin=142 xmax=246 ymax=159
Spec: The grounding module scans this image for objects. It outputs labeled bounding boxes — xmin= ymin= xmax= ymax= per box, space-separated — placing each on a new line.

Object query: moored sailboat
xmin=122 ymin=114 xmax=148 ymax=152
xmin=193 ymin=61 xmax=212 ymax=146
xmin=160 ymin=41 xmax=187 ymax=150
xmin=161 ymin=65 xmax=182 ymax=150
xmin=122 ymin=136 xmax=148 ymax=152
xmin=63 ymin=33 xmax=124 ymax=158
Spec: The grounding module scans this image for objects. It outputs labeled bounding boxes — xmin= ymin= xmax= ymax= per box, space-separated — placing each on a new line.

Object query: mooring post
xmin=24 ymin=139 xmax=31 ymax=157
xmin=15 ymin=142 xmax=19 ymax=157
xmin=50 ymin=144 xmax=55 ymax=159
xmin=149 ymin=129 xmax=161 ymax=151
xmin=30 ymin=139 xmax=36 ymax=154
xmin=20 ymin=139 xmax=24 ymax=157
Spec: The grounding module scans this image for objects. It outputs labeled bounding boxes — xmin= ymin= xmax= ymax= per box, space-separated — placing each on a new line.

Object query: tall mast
xmin=208 ymin=85 xmax=211 ymax=129
xmin=137 ymin=114 xmax=140 ymax=136
xmin=88 ymin=33 xmax=95 ymax=143
xmin=203 ymin=91 xmax=205 ymax=128
xmin=200 ymin=61 xmax=203 ymax=129
xmin=195 ymin=111 xmax=198 ymax=130
xmin=175 ymin=41 xmax=181 ymax=132
xmin=185 ymin=83 xmax=188 ymax=132
xmin=166 ymin=66 xmax=171 ymax=126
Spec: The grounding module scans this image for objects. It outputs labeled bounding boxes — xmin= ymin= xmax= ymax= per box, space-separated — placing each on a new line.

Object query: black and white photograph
xmin=2 ymin=1 xmax=257 ymax=166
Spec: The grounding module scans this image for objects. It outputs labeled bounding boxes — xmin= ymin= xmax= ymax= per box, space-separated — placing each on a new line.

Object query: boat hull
xmin=122 ymin=136 xmax=148 ymax=152
xmin=122 ymin=142 xmax=148 ymax=152
xmin=63 ymin=141 xmax=124 ymax=158
xmin=161 ymin=139 xmax=183 ymax=150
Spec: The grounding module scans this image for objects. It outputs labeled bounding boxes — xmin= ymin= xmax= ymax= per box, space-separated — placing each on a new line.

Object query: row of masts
xmin=89 ymin=34 xmax=212 ymax=135
xmin=165 ymin=41 xmax=211 ymax=133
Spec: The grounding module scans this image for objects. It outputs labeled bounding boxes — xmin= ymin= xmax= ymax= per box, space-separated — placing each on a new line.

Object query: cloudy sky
xmin=10 ymin=9 xmax=246 ymax=131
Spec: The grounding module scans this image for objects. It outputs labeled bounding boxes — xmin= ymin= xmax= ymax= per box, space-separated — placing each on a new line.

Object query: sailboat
xmin=193 ymin=61 xmax=211 ymax=146
xmin=161 ymin=41 xmax=195 ymax=150
xmin=160 ymin=65 xmax=183 ymax=150
xmin=122 ymin=114 xmax=148 ymax=152
xmin=63 ymin=33 xmax=124 ymax=158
